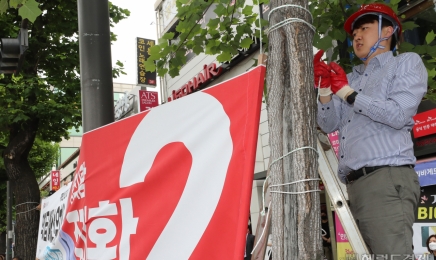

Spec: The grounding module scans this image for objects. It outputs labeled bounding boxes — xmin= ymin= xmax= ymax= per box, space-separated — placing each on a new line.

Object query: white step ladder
xmin=317 ymin=132 xmax=370 ymax=258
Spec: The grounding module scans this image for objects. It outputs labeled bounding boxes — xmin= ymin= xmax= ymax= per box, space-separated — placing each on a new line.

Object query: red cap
xmin=344 ymin=3 xmax=402 ymax=38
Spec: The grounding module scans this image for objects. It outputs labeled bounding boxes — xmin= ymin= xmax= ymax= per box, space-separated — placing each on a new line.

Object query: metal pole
xmin=6 ymin=181 xmax=12 ymax=260
xmin=77 ymin=0 xmax=114 ymax=132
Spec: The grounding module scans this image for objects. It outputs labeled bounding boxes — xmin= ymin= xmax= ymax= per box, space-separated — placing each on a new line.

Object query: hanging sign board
xmin=137 ymin=38 xmax=156 ymax=87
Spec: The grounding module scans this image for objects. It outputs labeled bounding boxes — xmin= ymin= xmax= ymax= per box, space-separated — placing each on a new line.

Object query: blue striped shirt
xmin=317 ymin=51 xmax=428 ymax=183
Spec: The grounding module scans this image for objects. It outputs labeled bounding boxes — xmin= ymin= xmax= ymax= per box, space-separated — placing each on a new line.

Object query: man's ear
xmin=383 ymin=26 xmax=394 ymax=37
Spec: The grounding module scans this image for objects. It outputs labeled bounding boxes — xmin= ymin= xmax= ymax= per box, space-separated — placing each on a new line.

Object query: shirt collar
xmin=353 ymin=51 xmax=394 ymax=74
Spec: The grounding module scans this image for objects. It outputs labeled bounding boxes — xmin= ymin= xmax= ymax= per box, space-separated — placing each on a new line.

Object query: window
xmin=59 ymin=147 xmax=78 ymax=166
xmin=114 ymin=92 xmax=126 ymax=105
xmin=68 ymin=126 xmax=83 ymax=137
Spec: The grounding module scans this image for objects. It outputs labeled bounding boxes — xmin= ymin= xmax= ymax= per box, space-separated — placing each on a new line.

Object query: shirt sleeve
xmin=353 ymin=53 xmax=428 ymax=129
xmin=317 ymin=95 xmax=343 ymax=133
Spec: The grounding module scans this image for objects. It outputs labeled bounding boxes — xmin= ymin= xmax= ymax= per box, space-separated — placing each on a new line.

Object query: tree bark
xmin=4 ymin=119 xmax=40 ymax=260
xmin=0 ymin=230 xmax=5 ymax=256
xmin=267 ymin=0 xmax=322 ymax=259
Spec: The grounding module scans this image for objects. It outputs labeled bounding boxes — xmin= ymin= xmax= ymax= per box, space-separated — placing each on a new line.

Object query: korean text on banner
xmin=57 ymin=66 xmax=266 ymax=259
xmin=415 ymin=160 xmax=436 ymax=187
xmin=36 ymin=182 xmax=72 ymax=260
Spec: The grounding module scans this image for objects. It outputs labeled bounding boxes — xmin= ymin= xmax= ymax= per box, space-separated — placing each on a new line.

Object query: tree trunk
xmin=267 ymin=0 xmax=322 ymax=259
xmin=4 ymin=119 xmax=40 ymax=260
xmin=0 ymin=230 xmax=5 ymax=255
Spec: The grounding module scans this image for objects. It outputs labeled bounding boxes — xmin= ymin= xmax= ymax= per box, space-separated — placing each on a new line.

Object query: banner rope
xmin=251 ymin=200 xmax=271 ymax=254
xmin=252 ymin=146 xmax=320 ymax=254
xmin=258 ymin=4 xmax=263 ymax=54
xmin=15 ymin=201 xmax=39 ymax=207
xmin=16 ymin=207 xmax=38 ymax=215
xmin=268 ymin=146 xmax=320 ymax=195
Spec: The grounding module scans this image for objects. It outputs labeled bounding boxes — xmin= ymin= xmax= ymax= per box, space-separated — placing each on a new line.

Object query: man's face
xmin=352 ymin=21 xmax=380 ymax=59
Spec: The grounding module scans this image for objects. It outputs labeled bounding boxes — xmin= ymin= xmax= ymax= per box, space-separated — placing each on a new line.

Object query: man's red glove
xmin=329 ymin=62 xmax=354 ymax=101
xmin=313 ymin=50 xmax=332 ymax=96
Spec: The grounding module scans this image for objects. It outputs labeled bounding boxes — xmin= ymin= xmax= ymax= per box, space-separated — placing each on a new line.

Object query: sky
xmin=109 ymin=0 xmax=157 ymax=85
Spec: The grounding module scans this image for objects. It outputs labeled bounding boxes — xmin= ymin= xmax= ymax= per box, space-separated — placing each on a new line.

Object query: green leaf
xmin=168 ymin=67 xmax=180 ymax=77
xmin=240 ymin=37 xmax=253 ymax=49
xmin=426 ymin=30 xmax=436 ymax=45
xmin=179 ymin=0 xmax=190 ymax=4
xmin=216 ymin=52 xmax=233 ymax=62
xmin=402 ymin=21 xmax=419 ymax=32
xmin=0 ymin=0 xmax=8 ymax=14
xmin=144 ymin=58 xmax=156 ymax=72
xmin=157 ymin=67 xmax=168 ymax=76
xmin=214 ymin=4 xmax=226 ymax=16
xmin=428 ymin=68 xmax=436 ymax=78
xmin=314 ymin=35 xmax=333 ymax=51
xmin=332 ymin=29 xmax=346 ymax=42
xmin=398 ymin=41 xmax=414 ymax=52
xmin=18 ymin=0 xmax=42 ymax=23
xmin=207 ymin=18 xmax=220 ymax=29
xmin=242 ymin=5 xmax=253 ymax=16
xmin=10 ymin=0 xmax=24 ymax=8
xmin=193 ymin=45 xmax=203 ymax=55
xmin=162 ymin=32 xmax=175 ymax=40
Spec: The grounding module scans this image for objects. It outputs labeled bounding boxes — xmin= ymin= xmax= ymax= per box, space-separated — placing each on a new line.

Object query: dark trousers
xmin=347 ymin=166 xmax=420 ymax=258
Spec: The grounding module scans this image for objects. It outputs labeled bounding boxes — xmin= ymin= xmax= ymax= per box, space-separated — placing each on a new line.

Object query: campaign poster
xmin=36 ymin=183 xmax=72 ymax=260
xmin=53 ymin=66 xmax=266 ymax=259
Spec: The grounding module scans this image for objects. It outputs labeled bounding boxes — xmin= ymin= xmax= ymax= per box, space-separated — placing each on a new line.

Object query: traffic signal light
xmin=0 ymin=28 xmax=28 ymax=75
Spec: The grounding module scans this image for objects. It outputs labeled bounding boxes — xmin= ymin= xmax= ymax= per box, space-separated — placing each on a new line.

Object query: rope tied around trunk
xmin=267 ymin=4 xmax=316 ymax=34
xmin=15 ymin=201 xmax=40 ymax=215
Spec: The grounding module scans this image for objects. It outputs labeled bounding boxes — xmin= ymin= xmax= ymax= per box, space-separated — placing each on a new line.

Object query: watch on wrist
xmin=346 ymin=91 xmax=358 ymax=105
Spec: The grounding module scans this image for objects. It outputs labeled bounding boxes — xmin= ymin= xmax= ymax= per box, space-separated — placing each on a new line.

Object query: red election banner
xmin=51 ymin=170 xmax=60 ymax=191
xmin=139 ymin=90 xmax=159 ymax=112
xmin=56 ymin=66 xmax=266 ymax=259
xmin=413 ymin=108 xmax=436 ymax=138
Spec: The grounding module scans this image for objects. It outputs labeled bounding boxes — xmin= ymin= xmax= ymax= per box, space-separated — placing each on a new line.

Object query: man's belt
xmin=345 ymin=165 xmax=414 ymax=184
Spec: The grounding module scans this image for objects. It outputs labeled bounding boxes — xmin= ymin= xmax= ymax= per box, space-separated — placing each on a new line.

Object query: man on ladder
xmin=314 ymin=3 xmax=427 ymax=259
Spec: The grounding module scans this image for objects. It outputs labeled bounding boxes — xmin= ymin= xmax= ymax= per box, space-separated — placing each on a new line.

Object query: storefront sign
xmin=413 ymin=185 xmax=436 ymax=256
xmin=168 ymin=63 xmax=222 ymax=102
xmin=414 ymin=108 xmax=436 ymax=138
xmin=416 ymin=160 xmax=436 ymax=187
xmin=137 ymin=38 xmax=156 ymax=87
xmin=51 ymin=170 xmax=60 ymax=191
xmin=139 ymin=90 xmax=159 ymax=112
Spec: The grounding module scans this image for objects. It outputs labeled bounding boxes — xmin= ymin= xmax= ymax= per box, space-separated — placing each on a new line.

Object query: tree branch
xmin=225 ymin=0 xmax=237 ymax=43
xmin=339 ymin=0 xmax=350 ymax=17
xmin=174 ymin=2 xmax=215 ymax=54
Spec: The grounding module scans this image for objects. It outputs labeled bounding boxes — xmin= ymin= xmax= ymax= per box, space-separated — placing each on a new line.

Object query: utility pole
xmin=77 ymin=0 xmax=114 ymax=132
xmin=6 ymin=181 xmax=12 ymax=260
